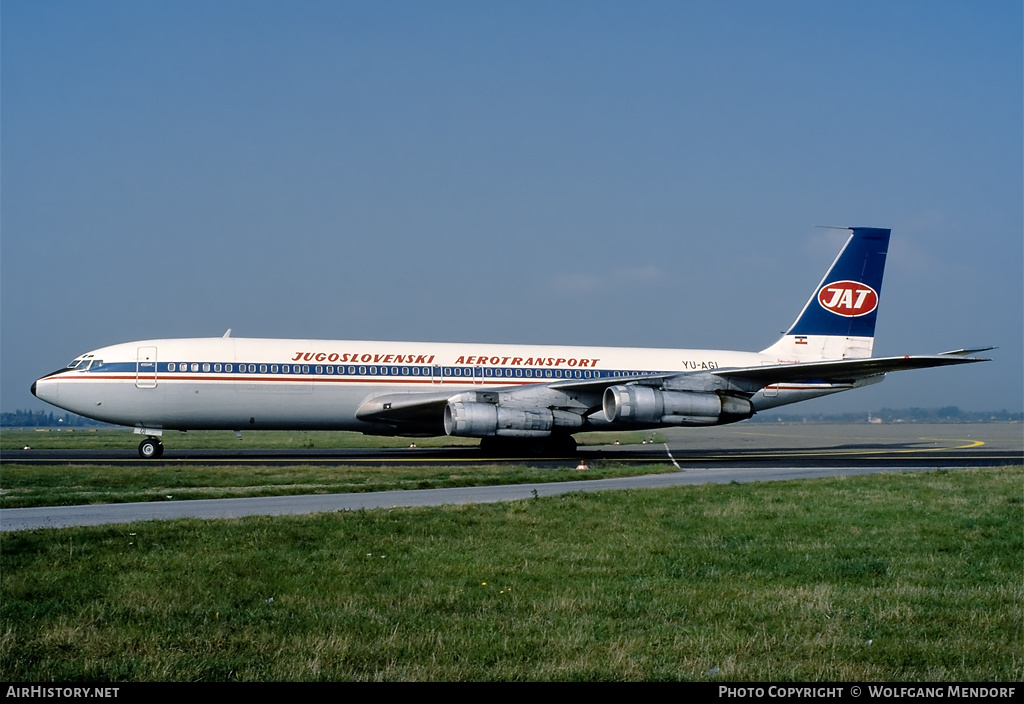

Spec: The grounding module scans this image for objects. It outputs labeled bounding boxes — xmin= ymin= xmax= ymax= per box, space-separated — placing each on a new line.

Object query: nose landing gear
xmin=138 ymin=437 xmax=164 ymax=459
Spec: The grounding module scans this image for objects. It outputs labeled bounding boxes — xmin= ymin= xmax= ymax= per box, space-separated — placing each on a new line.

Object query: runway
xmin=6 ymin=421 xmax=1019 ymax=468
xmin=2 ymin=423 xmax=1020 ymax=532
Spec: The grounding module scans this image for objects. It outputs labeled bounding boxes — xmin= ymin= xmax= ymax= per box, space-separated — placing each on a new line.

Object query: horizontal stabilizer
xmin=937 ymin=347 xmax=996 ymax=357
xmin=714 ymin=354 xmax=989 ymax=385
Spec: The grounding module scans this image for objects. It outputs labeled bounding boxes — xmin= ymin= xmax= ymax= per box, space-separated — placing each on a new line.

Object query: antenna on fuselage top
xmin=222 ymin=329 xmax=232 ymax=338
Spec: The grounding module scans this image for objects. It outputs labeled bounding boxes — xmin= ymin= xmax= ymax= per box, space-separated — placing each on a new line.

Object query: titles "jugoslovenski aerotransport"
xmin=291 ymin=352 xmax=437 ymax=364
xmin=289 ymin=352 xmax=601 ymax=367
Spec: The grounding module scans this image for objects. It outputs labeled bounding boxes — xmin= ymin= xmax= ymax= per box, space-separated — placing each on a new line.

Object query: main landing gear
xmin=479 ymin=434 xmax=578 ymax=457
xmin=138 ymin=437 xmax=164 ymax=459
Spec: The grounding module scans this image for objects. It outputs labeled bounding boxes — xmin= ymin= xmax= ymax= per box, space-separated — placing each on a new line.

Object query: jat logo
xmin=817 ymin=281 xmax=878 ymax=317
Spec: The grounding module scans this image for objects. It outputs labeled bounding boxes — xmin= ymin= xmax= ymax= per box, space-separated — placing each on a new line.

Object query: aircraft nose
xmin=32 ymin=370 xmax=65 ymax=405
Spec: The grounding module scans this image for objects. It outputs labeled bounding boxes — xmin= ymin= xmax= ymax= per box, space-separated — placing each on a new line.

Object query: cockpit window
xmin=67 ymin=355 xmax=100 ymax=370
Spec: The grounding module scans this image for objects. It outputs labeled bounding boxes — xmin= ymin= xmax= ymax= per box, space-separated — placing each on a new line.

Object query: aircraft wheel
xmin=138 ymin=437 xmax=164 ymax=459
xmin=478 ymin=436 xmax=512 ymax=457
xmin=479 ymin=435 xmax=578 ymax=458
xmin=550 ymin=434 xmax=578 ymax=456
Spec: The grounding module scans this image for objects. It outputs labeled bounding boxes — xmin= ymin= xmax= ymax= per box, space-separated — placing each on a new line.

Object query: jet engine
xmin=602 ymin=385 xmax=753 ymax=426
xmin=444 ymin=401 xmax=583 ymax=438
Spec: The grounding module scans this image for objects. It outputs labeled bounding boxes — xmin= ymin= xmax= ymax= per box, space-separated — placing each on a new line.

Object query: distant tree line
xmin=1 ymin=410 xmax=112 ymax=427
xmin=751 ymin=406 xmax=1023 ymax=423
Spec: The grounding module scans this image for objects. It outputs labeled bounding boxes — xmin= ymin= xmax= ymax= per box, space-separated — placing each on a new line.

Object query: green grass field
xmin=0 ymin=461 xmax=676 ymax=509
xmin=2 ymin=466 xmax=1021 ymax=681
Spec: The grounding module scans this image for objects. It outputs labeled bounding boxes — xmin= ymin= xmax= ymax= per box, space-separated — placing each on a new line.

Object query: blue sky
xmin=3 ymin=0 xmax=1021 ymax=415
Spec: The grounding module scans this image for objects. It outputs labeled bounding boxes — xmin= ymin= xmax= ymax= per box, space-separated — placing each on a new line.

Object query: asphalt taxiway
xmin=2 ymin=423 xmax=1020 ymax=532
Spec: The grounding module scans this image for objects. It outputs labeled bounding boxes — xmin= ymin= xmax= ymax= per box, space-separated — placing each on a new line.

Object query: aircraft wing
xmin=712 ymin=351 xmax=992 ymax=386
xmin=354 ymin=351 xmax=991 ymax=430
xmin=355 ymin=391 xmax=455 ymax=425
xmin=357 ymin=372 xmax=679 ymax=423
xmin=546 ymin=372 xmax=680 ymax=392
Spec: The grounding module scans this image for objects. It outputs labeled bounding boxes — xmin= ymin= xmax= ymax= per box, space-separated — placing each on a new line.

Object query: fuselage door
xmin=136 ymin=346 xmax=158 ymax=388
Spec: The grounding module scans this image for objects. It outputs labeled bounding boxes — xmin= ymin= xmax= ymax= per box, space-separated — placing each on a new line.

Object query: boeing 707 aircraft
xmin=32 ymin=227 xmax=989 ymax=457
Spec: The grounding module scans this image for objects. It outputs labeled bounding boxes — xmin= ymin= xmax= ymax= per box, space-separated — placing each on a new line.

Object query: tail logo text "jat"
xmin=817 ymin=281 xmax=878 ymax=317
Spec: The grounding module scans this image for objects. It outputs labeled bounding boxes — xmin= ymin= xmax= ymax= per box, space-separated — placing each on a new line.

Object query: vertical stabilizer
xmin=760 ymin=227 xmax=890 ymax=361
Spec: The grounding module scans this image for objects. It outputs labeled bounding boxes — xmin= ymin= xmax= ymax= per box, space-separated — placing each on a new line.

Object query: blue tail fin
xmin=761 ymin=227 xmax=890 ymax=361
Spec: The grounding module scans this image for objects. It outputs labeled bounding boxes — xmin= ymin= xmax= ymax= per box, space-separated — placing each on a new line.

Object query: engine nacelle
xmin=602 ymin=385 xmax=753 ymax=426
xmin=444 ymin=401 xmax=582 ymax=438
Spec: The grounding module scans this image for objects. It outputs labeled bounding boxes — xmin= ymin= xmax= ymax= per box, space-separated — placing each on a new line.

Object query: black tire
xmin=478 ymin=436 xmax=514 ymax=457
xmin=549 ymin=434 xmax=578 ymax=456
xmin=479 ymin=435 xmax=578 ymax=458
xmin=138 ymin=438 xmax=163 ymax=459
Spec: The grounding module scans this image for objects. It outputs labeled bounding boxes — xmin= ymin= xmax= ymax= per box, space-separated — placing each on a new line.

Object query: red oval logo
xmin=817 ymin=281 xmax=878 ymax=317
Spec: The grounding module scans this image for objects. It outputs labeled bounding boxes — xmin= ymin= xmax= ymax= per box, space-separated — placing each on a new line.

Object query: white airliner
xmin=32 ymin=227 xmax=989 ymax=458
